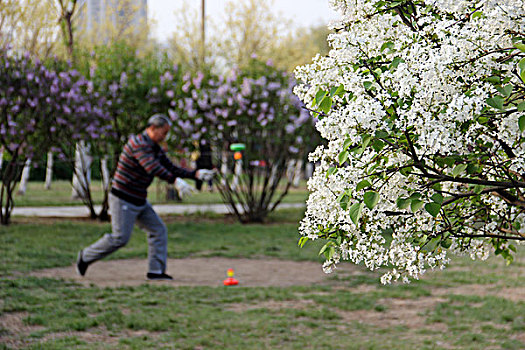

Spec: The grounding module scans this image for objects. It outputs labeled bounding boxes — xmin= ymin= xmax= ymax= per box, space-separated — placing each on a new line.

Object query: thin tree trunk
xmin=17 ymin=159 xmax=31 ymax=195
xmin=45 ymin=152 xmax=53 ymax=190
xmin=100 ymin=155 xmax=110 ymax=192
xmin=220 ymin=151 xmax=229 ymax=186
xmin=292 ymin=159 xmax=303 ymax=188
xmin=232 ymin=159 xmax=242 ymax=191
xmin=305 ymin=162 xmax=314 ymax=179
xmin=72 ymin=141 xmax=92 ymax=199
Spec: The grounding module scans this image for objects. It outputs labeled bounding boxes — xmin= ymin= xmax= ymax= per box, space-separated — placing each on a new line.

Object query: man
xmin=76 ymin=114 xmax=215 ymax=280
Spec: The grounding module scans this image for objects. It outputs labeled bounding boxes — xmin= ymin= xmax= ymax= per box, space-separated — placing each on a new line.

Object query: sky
xmin=148 ymin=0 xmax=340 ymax=43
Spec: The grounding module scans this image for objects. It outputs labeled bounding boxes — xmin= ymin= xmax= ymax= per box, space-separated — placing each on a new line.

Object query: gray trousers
xmin=82 ymin=193 xmax=168 ymax=274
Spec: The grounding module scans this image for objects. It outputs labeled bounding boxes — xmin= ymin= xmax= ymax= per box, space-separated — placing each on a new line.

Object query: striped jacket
xmin=111 ymin=132 xmax=195 ymax=206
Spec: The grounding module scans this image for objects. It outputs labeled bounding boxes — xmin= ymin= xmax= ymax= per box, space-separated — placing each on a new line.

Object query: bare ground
xmin=1 ymin=257 xmax=524 ymax=349
xmin=30 ymin=257 xmax=345 ymax=288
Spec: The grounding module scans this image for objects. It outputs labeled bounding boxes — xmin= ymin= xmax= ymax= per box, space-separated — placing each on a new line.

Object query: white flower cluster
xmin=295 ymin=0 xmax=525 ymax=283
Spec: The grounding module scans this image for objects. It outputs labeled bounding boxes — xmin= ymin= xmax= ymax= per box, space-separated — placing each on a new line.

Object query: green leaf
xmin=349 ymin=202 xmax=364 ymax=225
xmin=390 ymin=57 xmax=403 ymax=70
xmin=425 ymin=202 xmax=441 ymax=217
xmin=518 ymin=102 xmax=525 ymax=112
xmin=452 ymin=164 xmax=468 ymax=177
xmin=503 ymin=84 xmax=513 ymax=97
xmin=410 ymin=199 xmax=424 ymax=212
xmin=396 ymin=197 xmax=410 ymax=210
xmin=343 ymin=138 xmax=353 ymax=150
xmin=315 ymin=89 xmax=327 ymax=105
xmin=319 ymin=96 xmax=333 ymax=114
xmin=338 ymin=150 xmax=349 ymax=165
xmin=519 ymin=115 xmax=525 ymax=132
xmin=486 ymin=96 xmax=504 ymax=110
xmin=318 ymin=242 xmax=331 ymax=256
xmin=443 ymin=157 xmax=456 ymax=168
xmin=298 ymin=236 xmax=309 ymax=248
xmin=363 ymin=81 xmax=373 ymax=90
xmin=440 ymin=238 xmax=452 ymax=249
xmin=356 ymin=179 xmax=371 ymax=192
xmin=400 ymin=166 xmax=413 ymax=176
xmin=362 ymin=134 xmax=372 ymax=149
xmin=519 ymin=58 xmax=525 ymax=83
xmin=471 ymin=11 xmax=482 ymax=19
xmin=327 ymin=167 xmax=338 ymax=177
xmin=381 ymin=41 xmax=394 ymax=52
xmin=473 ymin=185 xmax=484 ymax=194
xmin=431 ymin=193 xmax=444 ymax=204
xmin=486 ymin=76 xmax=500 ymax=84
xmin=364 ymin=191 xmax=380 ymax=209
xmin=496 ymin=84 xmax=513 ymax=97
xmin=409 ymin=192 xmax=422 ymax=200
xmin=372 ymin=139 xmax=385 ymax=152
xmin=514 ymin=42 xmax=525 ymax=53
xmin=334 ymin=84 xmax=345 ymax=96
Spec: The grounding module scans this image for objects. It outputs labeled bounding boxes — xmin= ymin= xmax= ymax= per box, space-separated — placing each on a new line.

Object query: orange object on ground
xmin=223 ymin=268 xmax=239 ymax=286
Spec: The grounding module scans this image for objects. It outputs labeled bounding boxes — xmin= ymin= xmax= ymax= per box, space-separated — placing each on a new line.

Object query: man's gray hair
xmin=147 ymin=114 xmax=172 ymax=128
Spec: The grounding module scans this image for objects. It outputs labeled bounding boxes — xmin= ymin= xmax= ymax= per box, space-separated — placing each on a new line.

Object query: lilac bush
xmin=155 ymin=59 xmax=318 ymax=222
xmin=0 ymin=49 xmax=109 ymax=224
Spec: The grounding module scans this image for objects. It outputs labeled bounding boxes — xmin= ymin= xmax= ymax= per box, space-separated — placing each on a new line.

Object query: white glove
xmin=195 ymin=169 xmax=217 ymax=181
xmin=175 ymin=178 xmax=195 ymax=198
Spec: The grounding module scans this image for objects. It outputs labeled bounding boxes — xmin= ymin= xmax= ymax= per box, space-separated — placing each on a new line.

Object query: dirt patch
xmin=338 ymin=297 xmax=448 ymax=330
xmin=30 ymin=257 xmax=358 ymax=288
xmin=0 ymin=312 xmax=45 ymax=349
xmin=432 ymin=285 xmax=525 ymax=302
xmin=0 ymin=312 xmax=160 ymax=349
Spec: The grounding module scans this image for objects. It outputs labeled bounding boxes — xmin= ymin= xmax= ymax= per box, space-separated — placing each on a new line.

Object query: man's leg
xmin=81 ymin=194 xmax=140 ymax=265
xmin=136 ymin=202 xmax=168 ymax=275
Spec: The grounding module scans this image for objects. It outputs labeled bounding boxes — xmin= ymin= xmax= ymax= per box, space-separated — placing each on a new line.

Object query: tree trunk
xmin=232 ymin=159 xmax=242 ymax=191
xmin=45 ymin=152 xmax=53 ymax=190
xmin=72 ymin=141 xmax=92 ymax=199
xmin=220 ymin=151 xmax=229 ymax=186
xmin=1 ymin=159 xmax=23 ymax=225
xmin=305 ymin=162 xmax=314 ymax=179
xmin=100 ymin=155 xmax=110 ymax=192
xmin=17 ymin=159 xmax=31 ymax=195
xmin=292 ymin=159 xmax=303 ymax=188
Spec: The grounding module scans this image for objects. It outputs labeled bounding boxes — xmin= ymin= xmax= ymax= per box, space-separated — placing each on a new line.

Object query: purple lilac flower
xmin=168 ymin=109 xmax=178 ymax=120
xmin=166 ymin=90 xmax=174 ymax=98
xmin=267 ymin=82 xmax=281 ymax=90
xmin=109 ymin=82 xmax=118 ymax=95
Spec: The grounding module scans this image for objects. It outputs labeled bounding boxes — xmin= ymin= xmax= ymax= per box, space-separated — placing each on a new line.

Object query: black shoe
xmin=147 ymin=272 xmax=173 ymax=280
xmin=76 ymin=250 xmax=89 ymax=276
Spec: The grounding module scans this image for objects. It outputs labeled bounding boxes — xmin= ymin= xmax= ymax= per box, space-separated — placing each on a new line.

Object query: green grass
xmin=1 ymin=214 xmax=524 ymax=349
xmin=10 ymin=180 xmax=309 ymax=207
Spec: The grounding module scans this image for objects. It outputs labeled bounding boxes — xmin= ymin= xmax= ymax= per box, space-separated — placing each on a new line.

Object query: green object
xmin=229 ymin=143 xmax=246 ymax=151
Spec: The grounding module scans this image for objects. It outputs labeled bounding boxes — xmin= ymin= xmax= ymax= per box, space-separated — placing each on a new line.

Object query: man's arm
xmin=158 ymin=151 xmax=196 ymax=180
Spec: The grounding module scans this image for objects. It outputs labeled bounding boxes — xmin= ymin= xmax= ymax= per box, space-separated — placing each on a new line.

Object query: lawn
xmin=11 ymin=180 xmax=309 ymax=207
xmin=1 ymin=209 xmax=524 ymax=349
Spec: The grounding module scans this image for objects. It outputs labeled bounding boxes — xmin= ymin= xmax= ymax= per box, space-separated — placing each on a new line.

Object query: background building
xmin=77 ymin=0 xmax=147 ymax=35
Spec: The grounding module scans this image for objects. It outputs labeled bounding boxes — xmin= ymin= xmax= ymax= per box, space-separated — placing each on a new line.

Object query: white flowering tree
xmin=294 ymin=0 xmax=525 ymax=283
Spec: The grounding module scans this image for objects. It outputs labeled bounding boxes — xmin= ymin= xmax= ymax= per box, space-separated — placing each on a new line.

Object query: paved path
xmin=12 ymin=203 xmax=305 ymax=218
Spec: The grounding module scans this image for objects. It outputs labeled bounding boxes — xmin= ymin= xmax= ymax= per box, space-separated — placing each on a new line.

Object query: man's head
xmin=146 ymin=114 xmax=172 ymax=143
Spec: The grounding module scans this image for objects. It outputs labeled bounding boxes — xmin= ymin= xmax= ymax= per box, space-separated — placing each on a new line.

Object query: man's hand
xmin=195 ymin=169 xmax=217 ymax=181
xmin=175 ymin=178 xmax=195 ymax=198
